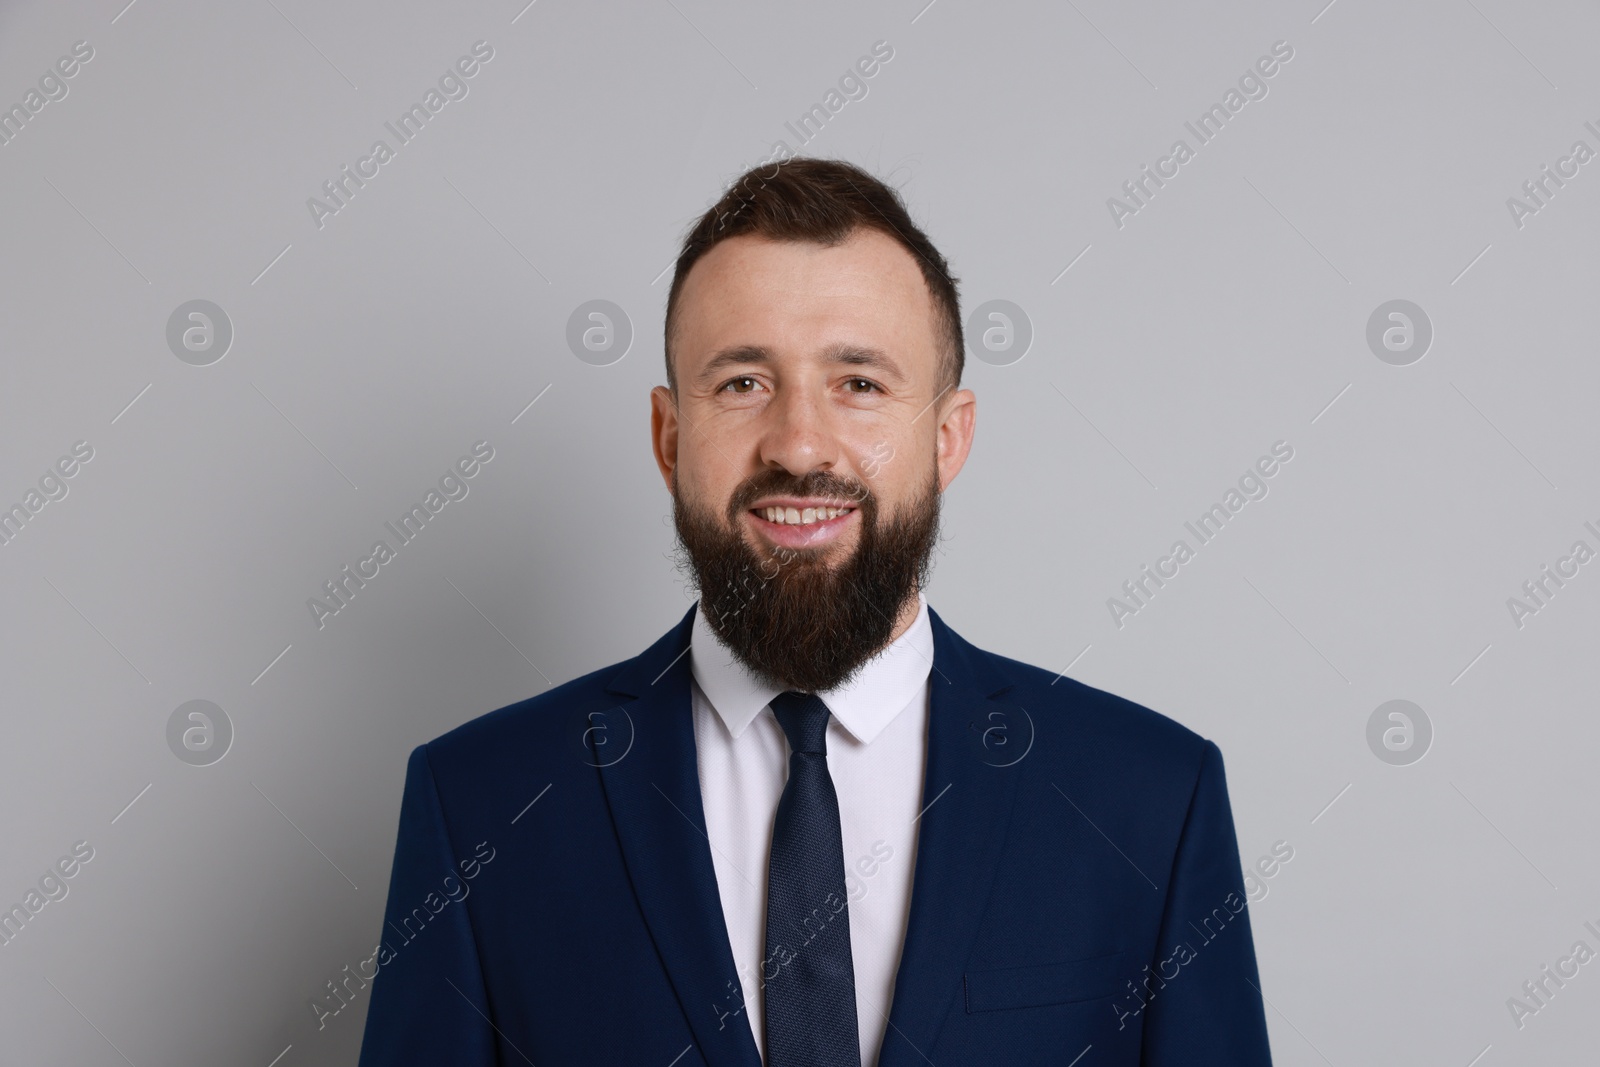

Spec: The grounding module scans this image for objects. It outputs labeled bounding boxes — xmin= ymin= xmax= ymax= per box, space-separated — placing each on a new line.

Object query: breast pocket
xmin=963 ymin=951 xmax=1128 ymax=1013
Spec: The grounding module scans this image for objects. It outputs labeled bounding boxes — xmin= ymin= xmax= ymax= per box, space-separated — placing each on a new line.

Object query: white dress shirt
xmin=690 ymin=591 xmax=934 ymax=1067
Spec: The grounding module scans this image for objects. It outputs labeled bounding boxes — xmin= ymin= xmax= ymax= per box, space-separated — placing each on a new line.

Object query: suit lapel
xmin=597 ymin=605 xmax=763 ymax=1067
xmin=877 ymin=607 xmax=1028 ymax=1067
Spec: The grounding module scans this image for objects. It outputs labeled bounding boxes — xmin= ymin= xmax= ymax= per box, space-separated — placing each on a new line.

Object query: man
xmin=357 ymin=158 xmax=1274 ymax=1066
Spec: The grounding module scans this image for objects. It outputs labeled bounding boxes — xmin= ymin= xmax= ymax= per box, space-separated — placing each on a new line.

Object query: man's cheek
xmin=861 ymin=441 xmax=894 ymax=478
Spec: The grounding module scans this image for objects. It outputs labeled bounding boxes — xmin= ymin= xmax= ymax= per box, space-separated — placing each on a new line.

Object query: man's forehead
xmin=673 ymin=230 xmax=938 ymax=366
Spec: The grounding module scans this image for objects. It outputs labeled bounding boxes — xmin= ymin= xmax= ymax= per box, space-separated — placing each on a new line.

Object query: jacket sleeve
xmin=357 ymin=744 xmax=498 ymax=1067
xmin=1139 ymin=740 xmax=1274 ymax=1065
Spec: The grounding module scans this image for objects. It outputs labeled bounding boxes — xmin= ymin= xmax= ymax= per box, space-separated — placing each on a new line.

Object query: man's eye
xmin=722 ymin=377 xmax=759 ymax=393
xmin=846 ymin=378 xmax=879 ymax=393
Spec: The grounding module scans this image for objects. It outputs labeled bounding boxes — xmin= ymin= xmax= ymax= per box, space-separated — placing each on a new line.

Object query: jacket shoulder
xmin=978 ymin=644 xmax=1214 ymax=774
xmin=417 ymin=605 xmax=697 ymax=767
xmin=420 ymin=655 xmax=630 ymax=770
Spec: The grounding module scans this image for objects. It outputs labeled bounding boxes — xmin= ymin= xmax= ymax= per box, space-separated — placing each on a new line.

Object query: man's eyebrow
xmin=822 ymin=343 xmax=908 ymax=385
xmin=696 ymin=345 xmax=772 ymax=385
xmin=693 ymin=343 xmax=909 ymax=386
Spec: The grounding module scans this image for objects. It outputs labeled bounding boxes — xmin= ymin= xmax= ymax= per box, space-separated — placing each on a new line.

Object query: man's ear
xmin=935 ymin=387 xmax=976 ymax=492
xmin=650 ymin=385 xmax=679 ymax=492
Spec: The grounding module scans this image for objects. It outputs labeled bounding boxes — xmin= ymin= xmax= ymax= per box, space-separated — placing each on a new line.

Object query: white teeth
xmin=761 ymin=505 xmax=851 ymax=525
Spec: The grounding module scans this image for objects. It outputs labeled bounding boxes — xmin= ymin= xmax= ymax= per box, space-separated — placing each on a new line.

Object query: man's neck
xmin=886 ymin=589 xmax=922 ymax=645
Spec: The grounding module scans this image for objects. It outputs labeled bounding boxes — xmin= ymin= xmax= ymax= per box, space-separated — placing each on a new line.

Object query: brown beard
xmin=671 ymin=462 xmax=942 ymax=694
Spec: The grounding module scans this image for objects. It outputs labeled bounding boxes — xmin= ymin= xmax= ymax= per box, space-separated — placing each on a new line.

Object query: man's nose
xmin=758 ymin=385 xmax=838 ymax=475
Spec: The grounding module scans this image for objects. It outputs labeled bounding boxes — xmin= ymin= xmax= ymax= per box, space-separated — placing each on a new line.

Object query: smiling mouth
xmin=752 ymin=504 xmax=855 ymax=526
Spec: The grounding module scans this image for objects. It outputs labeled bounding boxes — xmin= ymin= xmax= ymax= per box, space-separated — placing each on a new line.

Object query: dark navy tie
xmin=763 ymin=691 xmax=862 ymax=1067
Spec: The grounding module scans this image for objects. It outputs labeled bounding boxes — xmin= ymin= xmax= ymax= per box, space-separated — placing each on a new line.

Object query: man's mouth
xmin=745 ymin=499 xmax=859 ymax=547
xmin=754 ymin=504 xmax=854 ymax=526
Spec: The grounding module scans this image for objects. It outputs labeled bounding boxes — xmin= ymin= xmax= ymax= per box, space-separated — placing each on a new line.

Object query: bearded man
xmin=358 ymin=158 xmax=1275 ymax=1067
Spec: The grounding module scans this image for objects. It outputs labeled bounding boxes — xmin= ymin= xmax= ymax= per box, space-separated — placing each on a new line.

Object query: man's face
xmin=651 ymin=228 xmax=976 ymax=691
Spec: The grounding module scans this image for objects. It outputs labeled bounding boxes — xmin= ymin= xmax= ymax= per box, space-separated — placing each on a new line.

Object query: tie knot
xmin=769 ymin=691 xmax=832 ymax=755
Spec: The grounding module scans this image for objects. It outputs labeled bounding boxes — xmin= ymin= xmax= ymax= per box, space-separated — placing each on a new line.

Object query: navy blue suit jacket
xmin=357 ymin=604 xmax=1273 ymax=1065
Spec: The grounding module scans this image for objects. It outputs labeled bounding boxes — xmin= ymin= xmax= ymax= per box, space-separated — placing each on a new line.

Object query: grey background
xmin=1 ymin=0 xmax=1596 ymax=1063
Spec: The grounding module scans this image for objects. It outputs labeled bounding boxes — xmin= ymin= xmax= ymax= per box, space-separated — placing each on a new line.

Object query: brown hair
xmin=664 ymin=156 xmax=963 ymax=398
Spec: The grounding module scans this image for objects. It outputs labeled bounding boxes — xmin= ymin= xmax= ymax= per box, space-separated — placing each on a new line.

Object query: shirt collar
xmin=689 ymin=591 xmax=934 ymax=746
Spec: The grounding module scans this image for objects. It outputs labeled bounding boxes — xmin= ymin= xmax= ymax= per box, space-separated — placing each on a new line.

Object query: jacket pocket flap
xmin=963 ymin=951 xmax=1127 ymax=1013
